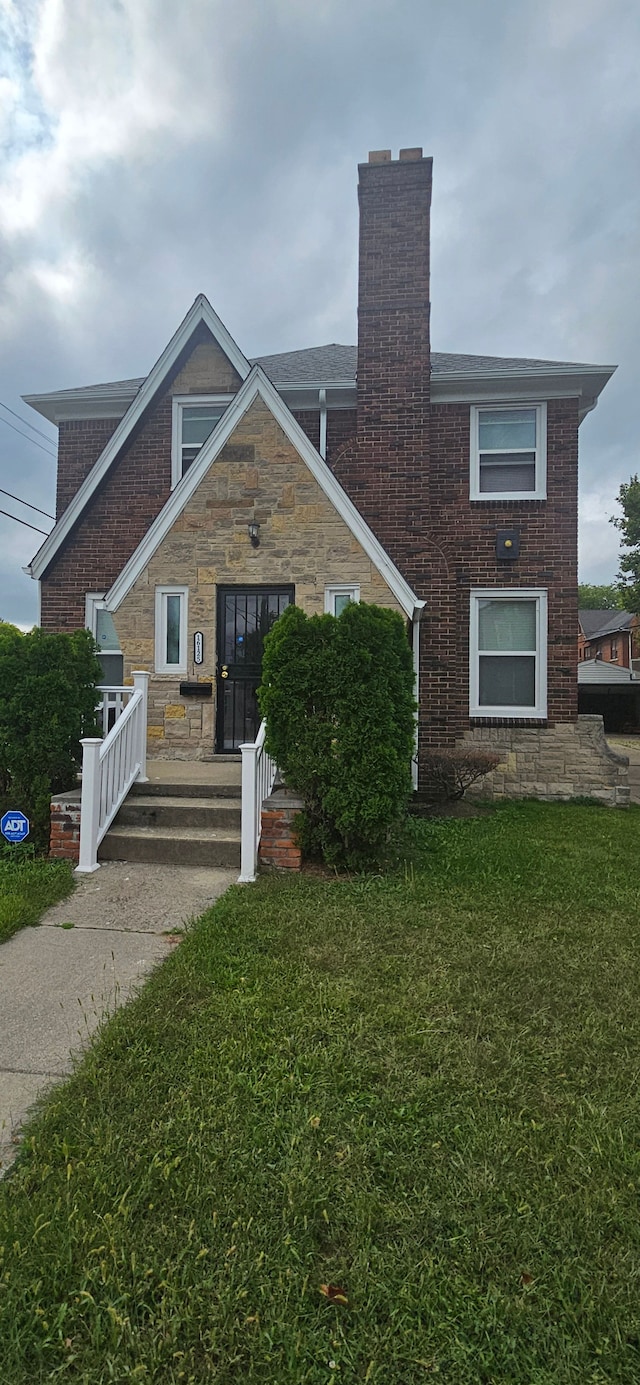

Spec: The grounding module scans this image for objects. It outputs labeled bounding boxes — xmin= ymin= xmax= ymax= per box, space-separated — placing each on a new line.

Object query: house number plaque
xmin=194 ymin=631 xmax=204 ymax=665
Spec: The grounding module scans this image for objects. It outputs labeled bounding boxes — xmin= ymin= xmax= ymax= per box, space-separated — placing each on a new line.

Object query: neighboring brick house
xmin=578 ymin=609 xmax=638 ymax=667
xmin=25 ymin=148 xmax=626 ymax=801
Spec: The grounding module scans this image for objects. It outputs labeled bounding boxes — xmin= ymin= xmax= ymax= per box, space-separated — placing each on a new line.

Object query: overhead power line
xmin=0 ymin=506 xmax=50 ymax=536
xmin=0 ymin=399 xmax=56 ymax=445
xmin=0 ymin=487 xmax=54 ymax=520
xmin=0 ymin=412 xmax=56 ymax=457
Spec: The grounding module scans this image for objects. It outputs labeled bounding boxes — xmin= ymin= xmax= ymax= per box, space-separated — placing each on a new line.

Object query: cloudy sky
xmin=1 ymin=0 xmax=639 ymax=627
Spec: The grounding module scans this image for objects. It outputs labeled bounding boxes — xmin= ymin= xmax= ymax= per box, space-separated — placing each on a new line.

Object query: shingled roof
xmin=579 ymin=609 xmax=635 ymax=641
xmin=26 ymin=345 xmax=613 ymax=406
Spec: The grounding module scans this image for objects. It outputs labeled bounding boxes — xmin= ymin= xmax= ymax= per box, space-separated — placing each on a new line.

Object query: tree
xmin=259 ymin=602 xmax=415 ymax=869
xmin=611 ymin=476 xmax=640 ymax=614
xmin=0 ymin=626 xmax=101 ymax=848
xmin=577 ymin=583 xmax=624 ymax=610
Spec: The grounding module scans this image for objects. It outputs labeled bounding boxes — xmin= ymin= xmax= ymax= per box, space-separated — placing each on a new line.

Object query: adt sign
xmin=1 ymin=810 xmax=29 ymax=843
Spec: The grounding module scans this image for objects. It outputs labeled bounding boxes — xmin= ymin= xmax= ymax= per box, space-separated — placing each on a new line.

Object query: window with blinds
xmin=470 ymin=403 xmax=546 ymax=500
xmin=470 ymin=590 xmax=547 ymax=717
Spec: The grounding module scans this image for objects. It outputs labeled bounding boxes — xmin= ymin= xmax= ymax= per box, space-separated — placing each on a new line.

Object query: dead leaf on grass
xmin=319 ymin=1283 xmax=349 ymax=1306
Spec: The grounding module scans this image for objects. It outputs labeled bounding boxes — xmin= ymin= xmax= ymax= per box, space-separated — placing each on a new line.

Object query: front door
xmin=215 ymin=586 xmax=294 ymax=751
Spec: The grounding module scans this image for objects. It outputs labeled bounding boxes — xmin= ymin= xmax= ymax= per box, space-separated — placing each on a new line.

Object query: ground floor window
xmin=324 ymin=584 xmax=360 ymax=616
xmin=470 ymin=589 xmax=547 ymax=718
xmin=155 ymin=586 xmax=188 ymax=673
xmin=85 ymin=592 xmax=123 ymax=685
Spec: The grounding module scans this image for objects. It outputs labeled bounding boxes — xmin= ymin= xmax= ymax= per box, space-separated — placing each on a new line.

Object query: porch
xmin=52 ymin=676 xmax=277 ymax=883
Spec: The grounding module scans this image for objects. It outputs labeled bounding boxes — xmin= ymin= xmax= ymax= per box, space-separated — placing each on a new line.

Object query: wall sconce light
xmin=248 ymin=521 xmax=260 ymax=548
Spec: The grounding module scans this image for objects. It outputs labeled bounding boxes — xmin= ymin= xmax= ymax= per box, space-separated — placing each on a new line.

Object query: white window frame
xmin=470 ymin=402 xmax=547 ymax=501
xmin=171 ymin=395 xmax=234 ymax=487
xmin=470 ymin=588 xmax=547 ymax=719
xmin=85 ymin=592 xmax=121 ymax=653
xmin=324 ymin=584 xmax=360 ymax=615
xmin=155 ymin=586 xmax=188 ymax=674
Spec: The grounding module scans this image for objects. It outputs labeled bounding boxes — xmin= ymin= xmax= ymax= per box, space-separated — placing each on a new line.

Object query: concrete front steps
xmin=99 ymin=767 xmax=242 ymax=868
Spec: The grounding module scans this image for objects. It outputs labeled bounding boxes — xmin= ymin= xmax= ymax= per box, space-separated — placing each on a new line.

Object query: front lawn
xmin=0 ymin=849 xmax=74 ymax=944
xmin=1 ymin=803 xmax=640 ymax=1381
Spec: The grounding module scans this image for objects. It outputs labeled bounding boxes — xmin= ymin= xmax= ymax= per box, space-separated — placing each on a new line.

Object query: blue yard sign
xmin=1 ymin=810 xmax=30 ymax=843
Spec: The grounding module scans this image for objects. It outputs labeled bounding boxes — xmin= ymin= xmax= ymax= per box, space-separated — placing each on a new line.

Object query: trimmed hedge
xmin=259 ymin=602 xmax=415 ymax=869
xmin=0 ymin=624 xmax=101 ymax=850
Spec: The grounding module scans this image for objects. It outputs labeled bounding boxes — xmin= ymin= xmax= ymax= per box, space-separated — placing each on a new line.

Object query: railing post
xmin=132 ymin=670 xmax=149 ymax=782
xmin=76 ymin=738 xmax=102 ymax=874
xmin=239 ymin=740 xmax=258 ymax=884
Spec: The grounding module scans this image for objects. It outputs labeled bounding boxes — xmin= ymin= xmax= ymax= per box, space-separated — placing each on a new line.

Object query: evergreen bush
xmin=0 ymin=624 xmax=101 ymax=850
xmin=259 ymin=602 xmax=415 ymax=869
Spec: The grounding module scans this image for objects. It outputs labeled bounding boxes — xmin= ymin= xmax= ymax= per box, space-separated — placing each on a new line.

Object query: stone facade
xmin=112 ymin=396 xmax=404 ymax=758
xmin=459 ymin=716 xmax=629 ymax=806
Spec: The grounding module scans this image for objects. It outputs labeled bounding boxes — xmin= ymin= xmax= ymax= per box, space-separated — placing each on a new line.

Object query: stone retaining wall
xmin=458 ymin=716 xmax=629 ymax=806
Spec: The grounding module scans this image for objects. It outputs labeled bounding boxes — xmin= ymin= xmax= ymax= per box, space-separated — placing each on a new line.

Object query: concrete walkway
xmin=0 ymin=861 xmax=236 ymax=1175
xmin=607 ymin=736 xmax=640 ymax=803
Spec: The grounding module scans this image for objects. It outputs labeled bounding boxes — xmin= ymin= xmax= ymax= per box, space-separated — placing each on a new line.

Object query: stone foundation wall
xmin=458 ymin=716 xmax=629 ymax=807
xmin=50 ymin=791 xmax=81 ymax=861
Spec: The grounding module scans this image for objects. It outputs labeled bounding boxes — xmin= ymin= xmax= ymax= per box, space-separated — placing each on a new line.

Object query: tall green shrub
xmin=259 ymin=602 xmax=415 ymax=868
xmin=0 ymin=625 xmax=101 ymax=849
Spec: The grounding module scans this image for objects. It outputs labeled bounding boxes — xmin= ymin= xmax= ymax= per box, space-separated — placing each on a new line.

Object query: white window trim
xmin=85 ymin=592 xmax=121 ymax=654
xmin=324 ymin=583 xmax=360 ymax=615
xmin=171 ymin=395 xmax=234 ymax=487
xmin=155 ymin=586 xmax=188 ymax=674
xmin=470 ymin=402 xmax=547 ymax=501
xmin=470 ymin=588 xmax=547 ymax=719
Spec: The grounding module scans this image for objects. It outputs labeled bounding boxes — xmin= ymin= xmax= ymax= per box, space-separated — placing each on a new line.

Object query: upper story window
xmin=470 ymin=403 xmax=547 ymax=501
xmin=171 ymin=395 xmax=233 ymax=486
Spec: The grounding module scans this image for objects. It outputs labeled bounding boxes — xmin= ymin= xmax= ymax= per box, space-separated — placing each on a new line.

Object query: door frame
xmin=215 ymin=584 xmax=295 ymax=752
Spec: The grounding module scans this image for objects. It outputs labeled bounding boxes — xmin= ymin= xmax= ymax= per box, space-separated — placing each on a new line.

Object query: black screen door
xmin=215 ymin=586 xmax=294 ymax=751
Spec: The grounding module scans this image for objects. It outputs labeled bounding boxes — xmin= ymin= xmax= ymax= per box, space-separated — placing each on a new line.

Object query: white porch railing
xmin=238 ymin=719 xmax=277 ymax=883
xmin=96 ymin=685 xmax=134 ymax=736
xmin=77 ymin=671 xmax=149 ymax=874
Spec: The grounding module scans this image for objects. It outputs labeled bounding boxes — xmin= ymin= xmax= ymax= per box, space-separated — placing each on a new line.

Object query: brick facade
xmin=49 ymin=791 xmax=81 ymax=862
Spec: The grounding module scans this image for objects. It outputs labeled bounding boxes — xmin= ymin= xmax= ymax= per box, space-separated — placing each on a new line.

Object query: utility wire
xmin=0 ymin=487 xmax=54 ymax=520
xmin=0 ymin=507 xmax=50 ymax=536
xmin=0 ymin=399 xmax=56 ymax=445
xmin=0 ymin=413 xmax=56 ymax=457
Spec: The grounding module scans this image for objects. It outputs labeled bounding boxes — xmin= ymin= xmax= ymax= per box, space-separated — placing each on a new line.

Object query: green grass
xmin=2 ymin=802 xmax=640 ymax=1381
xmin=0 ymin=847 xmax=74 ymax=943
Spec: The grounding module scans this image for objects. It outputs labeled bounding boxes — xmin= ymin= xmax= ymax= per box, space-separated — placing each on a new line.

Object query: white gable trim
xmin=106 ymin=366 xmax=422 ymax=621
xmin=28 ymin=296 xmax=250 ymax=581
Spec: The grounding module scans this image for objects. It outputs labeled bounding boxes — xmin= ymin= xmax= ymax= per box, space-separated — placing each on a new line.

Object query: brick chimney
xmin=356 ymin=148 xmax=432 ymax=572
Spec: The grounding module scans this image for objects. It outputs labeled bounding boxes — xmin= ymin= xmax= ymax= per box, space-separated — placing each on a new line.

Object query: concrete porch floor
xmin=145 ymin=758 xmax=241 ymax=787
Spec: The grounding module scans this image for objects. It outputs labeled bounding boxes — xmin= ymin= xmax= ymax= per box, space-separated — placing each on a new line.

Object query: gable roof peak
xmin=28 ymin=294 xmax=251 ymax=580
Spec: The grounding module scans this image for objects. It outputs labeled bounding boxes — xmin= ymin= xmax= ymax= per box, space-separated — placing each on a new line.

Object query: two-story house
xmin=24 ymin=148 xmax=626 ymax=803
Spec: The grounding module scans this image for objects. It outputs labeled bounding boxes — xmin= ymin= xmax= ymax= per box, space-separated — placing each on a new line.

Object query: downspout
xmin=412 ymin=604 xmax=426 ymax=790
xmin=319 ymin=388 xmax=327 ymax=460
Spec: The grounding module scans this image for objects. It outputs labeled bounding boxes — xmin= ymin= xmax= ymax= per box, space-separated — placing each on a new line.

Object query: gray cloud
xmin=1 ymin=0 xmax=639 ymax=624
